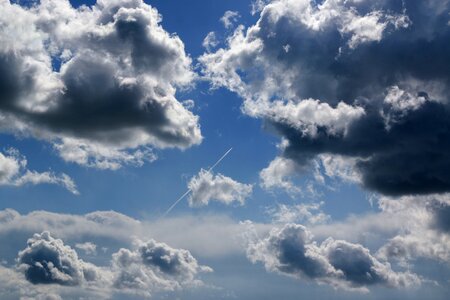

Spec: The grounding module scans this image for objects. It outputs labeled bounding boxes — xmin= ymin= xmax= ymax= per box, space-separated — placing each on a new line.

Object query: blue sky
xmin=0 ymin=0 xmax=449 ymax=299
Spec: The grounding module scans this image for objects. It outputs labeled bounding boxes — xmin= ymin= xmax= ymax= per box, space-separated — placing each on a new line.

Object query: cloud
xmin=202 ymin=31 xmax=219 ymax=52
xmin=75 ymin=242 xmax=97 ymax=256
xmin=0 ymin=209 xmax=246 ymax=262
xmin=220 ymin=11 xmax=240 ymax=29
xmin=251 ymin=0 xmax=270 ymax=15
xmin=0 ymin=208 xmax=258 ymax=299
xmin=200 ymin=0 xmax=450 ymax=196
xmin=259 ymin=156 xmax=307 ymax=194
xmin=0 ymin=0 xmax=202 ymax=169
xmin=267 ymin=202 xmax=330 ymax=225
xmin=0 ymin=148 xmax=78 ymax=194
xmin=0 ymin=201 xmax=447 ymax=297
xmin=53 ymin=138 xmax=157 ymax=170
xmin=17 ymin=231 xmax=102 ymax=286
xmin=187 ymin=169 xmax=253 ymax=207
xmin=317 ymin=154 xmax=361 ymax=184
xmin=308 ymin=194 xmax=450 ymax=265
xmin=246 ymin=223 xmax=420 ymax=291
xmin=112 ymin=239 xmax=212 ymax=296
xmin=375 ymin=195 xmax=450 ymax=264
xmin=11 ymin=228 xmax=211 ymax=298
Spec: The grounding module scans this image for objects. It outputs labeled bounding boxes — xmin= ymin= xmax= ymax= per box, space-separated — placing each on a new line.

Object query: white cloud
xmin=260 ymin=156 xmax=307 ymax=195
xmin=200 ymin=0 xmax=450 ymax=197
xmin=0 ymin=197 xmax=448 ymax=297
xmin=311 ymin=194 xmax=450 ymax=265
xmin=188 ymin=169 xmax=253 ymax=207
xmin=6 ymin=229 xmax=212 ymax=299
xmin=54 ymin=138 xmax=157 ymax=170
xmin=75 ymin=242 xmax=97 ymax=256
xmin=246 ymin=223 xmax=420 ymax=292
xmin=247 ymin=98 xmax=365 ymax=138
xmin=220 ymin=11 xmax=240 ymax=29
xmin=0 ymin=148 xmax=78 ymax=194
xmin=375 ymin=195 xmax=450 ymax=264
xmin=202 ymin=31 xmax=219 ymax=52
xmin=251 ymin=0 xmax=270 ymax=15
xmin=267 ymin=202 xmax=331 ymax=225
xmin=317 ymin=154 xmax=361 ymax=184
xmin=0 ymin=209 xmax=246 ymax=260
xmin=200 ymin=0 xmax=409 ymax=105
xmin=0 ymin=0 xmax=202 ymax=170
xmin=112 ymin=239 xmax=212 ymax=297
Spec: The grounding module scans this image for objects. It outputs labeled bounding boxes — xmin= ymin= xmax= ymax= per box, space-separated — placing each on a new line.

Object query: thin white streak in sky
xmin=161 ymin=148 xmax=233 ymax=218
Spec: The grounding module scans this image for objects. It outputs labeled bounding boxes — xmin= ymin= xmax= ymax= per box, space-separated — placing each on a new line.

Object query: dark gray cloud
xmin=277 ymin=101 xmax=450 ymax=196
xmin=0 ymin=0 xmax=201 ymax=169
xmin=247 ymin=223 xmax=420 ymax=290
xmin=201 ymin=0 xmax=450 ymax=196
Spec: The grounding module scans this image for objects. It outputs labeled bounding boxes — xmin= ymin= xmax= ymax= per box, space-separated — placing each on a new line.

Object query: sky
xmin=0 ymin=0 xmax=449 ymax=299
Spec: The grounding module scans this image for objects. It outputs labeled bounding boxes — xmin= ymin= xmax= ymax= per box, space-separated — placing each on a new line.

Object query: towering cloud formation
xmin=0 ymin=0 xmax=202 ymax=169
xmin=201 ymin=0 xmax=450 ymax=196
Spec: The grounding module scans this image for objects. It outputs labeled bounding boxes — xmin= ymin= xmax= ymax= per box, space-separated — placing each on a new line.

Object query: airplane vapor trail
xmin=161 ymin=147 xmax=233 ymax=218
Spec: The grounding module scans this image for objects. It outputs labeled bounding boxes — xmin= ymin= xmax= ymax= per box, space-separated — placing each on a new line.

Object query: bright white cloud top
xmin=188 ymin=169 xmax=253 ymax=207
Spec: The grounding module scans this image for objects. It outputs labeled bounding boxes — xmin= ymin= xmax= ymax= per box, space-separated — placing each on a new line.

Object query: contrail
xmin=206 ymin=147 xmax=233 ymax=172
xmin=161 ymin=147 xmax=233 ymax=218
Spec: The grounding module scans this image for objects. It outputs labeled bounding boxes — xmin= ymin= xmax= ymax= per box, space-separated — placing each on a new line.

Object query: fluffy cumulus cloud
xmin=0 ymin=0 xmax=201 ymax=169
xmin=0 ymin=148 xmax=78 ymax=194
xmin=259 ymin=156 xmax=306 ymax=195
xmin=112 ymin=239 xmax=212 ymax=296
xmin=200 ymin=0 xmax=450 ymax=196
xmin=0 ymin=205 xmax=448 ymax=296
xmin=259 ymin=152 xmax=360 ymax=195
xmin=17 ymin=231 xmax=102 ymax=286
xmin=187 ymin=169 xmax=253 ymax=207
xmin=246 ymin=223 xmax=420 ymax=291
xmin=5 ymin=227 xmax=211 ymax=298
